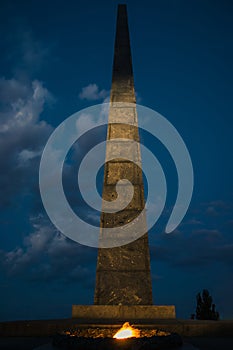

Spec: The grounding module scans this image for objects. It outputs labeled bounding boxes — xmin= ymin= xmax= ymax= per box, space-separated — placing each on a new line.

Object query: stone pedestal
xmin=72 ymin=305 xmax=176 ymax=320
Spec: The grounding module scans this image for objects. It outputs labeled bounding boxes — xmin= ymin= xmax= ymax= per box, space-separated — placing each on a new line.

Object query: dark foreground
xmin=0 ymin=337 xmax=233 ymax=350
xmin=1 ymin=319 xmax=233 ymax=337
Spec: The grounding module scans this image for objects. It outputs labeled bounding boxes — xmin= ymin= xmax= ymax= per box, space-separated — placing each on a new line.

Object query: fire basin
xmin=53 ymin=323 xmax=183 ymax=349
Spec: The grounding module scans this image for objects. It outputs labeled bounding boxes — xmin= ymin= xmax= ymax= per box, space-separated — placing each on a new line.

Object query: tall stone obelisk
xmin=94 ymin=4 xmax=153 ymax=305
xmin=72 ymin=4 xmax=176 ymax=319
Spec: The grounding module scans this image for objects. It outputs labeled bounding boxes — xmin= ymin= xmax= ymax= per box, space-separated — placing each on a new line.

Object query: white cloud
xmin=79 ymin=83 xmax=109 ymax=101
xmin=0 ymin=79 xmax=53 ymax=132
xmin=0 ymin=77 xmax=30 ymax=103
xmin=78 ymin=83 xmax=141 ymax=103
xmin=4 ymin=222 xmax=54 ymax=270
xmin=1 ymin=216 xmax=96 ymax=282
xmin=0 ymin=77 xmax=54 ymax=206
xmin=18 ymin=149 xmax=42 ymax=164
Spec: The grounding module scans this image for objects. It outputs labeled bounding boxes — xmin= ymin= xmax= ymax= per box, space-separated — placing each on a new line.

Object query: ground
xmin=0 ymin=337 xmax=233 ymax=350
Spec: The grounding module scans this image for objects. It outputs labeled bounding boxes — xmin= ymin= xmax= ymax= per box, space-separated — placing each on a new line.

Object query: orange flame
xmin=113 ymin=322 xmax=140 ymax=339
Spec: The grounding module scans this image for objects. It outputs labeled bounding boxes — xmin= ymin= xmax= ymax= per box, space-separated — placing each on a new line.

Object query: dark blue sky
xmin=0 ymin=0 xmax=233 ymax=321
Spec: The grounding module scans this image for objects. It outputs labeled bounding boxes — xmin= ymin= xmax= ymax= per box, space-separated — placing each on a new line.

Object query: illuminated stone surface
xmin=72 ymin=4 xmax=176 ymax=318
xmin=94 ymin=4 xmax=152 ymax=305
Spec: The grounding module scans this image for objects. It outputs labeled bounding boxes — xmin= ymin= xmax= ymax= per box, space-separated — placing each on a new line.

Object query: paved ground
xmin=184 ymin=337 xmax=233 ymax=350
xmin=0 ymin=337 xmax=50 ymax=350
xmin=0 ymin=336 xmax=233 ymax=350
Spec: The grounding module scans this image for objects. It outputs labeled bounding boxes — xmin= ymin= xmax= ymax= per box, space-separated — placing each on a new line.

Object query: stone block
xmin=105 ymin=161 xmax=143 ymax=185
xmin=96 ymin=235 xmax=150 ymax=271
xmin=72 ymin=305 xmax=176 ymax=319
xmin=108 ymin=106 xmax=136 ymax=124
xmin=108 ymin=123 xmax=139 ymax=141
xmin=105 ymin=140 xmax=141 ymax=163
xmin=102 ymin=184 xmax=144 ymax=211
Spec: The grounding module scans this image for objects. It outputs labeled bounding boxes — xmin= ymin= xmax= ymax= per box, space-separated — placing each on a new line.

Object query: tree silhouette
xmin=195 ymin=289 xmax=219 ymax=320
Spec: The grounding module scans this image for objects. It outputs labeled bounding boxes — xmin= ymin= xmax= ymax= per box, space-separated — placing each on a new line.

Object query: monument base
xmin=72 ymin=305 xmax=176 ymax=320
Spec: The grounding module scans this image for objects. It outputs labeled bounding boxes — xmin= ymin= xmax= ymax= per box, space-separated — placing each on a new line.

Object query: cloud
xmin=200 ymin=200 xmax=231 ymax=217
xmin=20 ymin=31 xmax=50 ymax=68
xmin=6 ymin=30 xmax=51 ymax=77
xmin=18 ymin=149 xmax=42 ymax=164
xmin=78 ymin=84 xmax=141 ymax=103
xmin=206 ymin=206 xmax=218 ymax=216
xmin=79 ymin=83 xmax=109 ymax=101
xmin=0 ymin=77 xmax=54 ymax=207
xmin=150 ymin=227 xmax=233 ymax=268
xmin=0 ymin=77 xmax=30 ymax=103
xmin=0 ymin=216 xmax=96 ymax=285
xmin=182 ymin=219 xmax=203 ymax=226
xmin=135 ymin=91 xmax=142 ymax=103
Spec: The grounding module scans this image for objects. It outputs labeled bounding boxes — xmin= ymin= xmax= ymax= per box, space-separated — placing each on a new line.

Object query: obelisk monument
xmin=72 ymin=4 xmax=175 ymax=319
xmin=94 ymin=4 xmax=153 ymax=305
